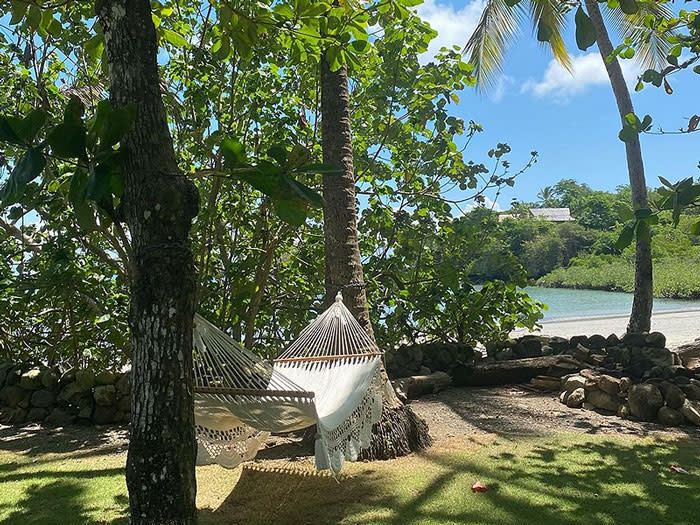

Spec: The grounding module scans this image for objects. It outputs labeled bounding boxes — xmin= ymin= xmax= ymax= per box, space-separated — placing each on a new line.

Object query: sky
xmin=414 ymin=0 xmax=699 ymax=211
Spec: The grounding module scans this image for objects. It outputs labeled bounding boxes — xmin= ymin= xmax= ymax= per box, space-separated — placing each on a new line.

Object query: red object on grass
xmin=471 ymin=481 xmax=488 ymax=492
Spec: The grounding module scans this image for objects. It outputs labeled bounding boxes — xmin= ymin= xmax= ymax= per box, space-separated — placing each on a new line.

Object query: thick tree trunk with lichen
xmin=585 ymin=0 xmax=653 ymax=333
xmin=96 ymin=1 xmax=198 ymax=523
xmin=320 ymin=53 xmax=431 ymax=459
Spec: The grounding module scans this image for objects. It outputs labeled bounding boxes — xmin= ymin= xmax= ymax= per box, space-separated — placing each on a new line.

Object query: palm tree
xmin=537 ymin=186 xmax=556 ymax=207
xmin=464 ymin=0 xmax=671 ymax=332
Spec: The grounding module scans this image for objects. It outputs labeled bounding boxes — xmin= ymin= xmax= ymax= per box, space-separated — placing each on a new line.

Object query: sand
xmin=512 ymin=309 xmax=700 ymax=348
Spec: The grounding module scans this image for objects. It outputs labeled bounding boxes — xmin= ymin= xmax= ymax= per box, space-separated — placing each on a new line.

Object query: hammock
xmin=192 ymin=293 xmax=384 ymax=475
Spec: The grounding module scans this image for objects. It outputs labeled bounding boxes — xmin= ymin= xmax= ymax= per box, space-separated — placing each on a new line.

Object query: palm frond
xmin=604 ymin=0 xmax=673 ymax=71
xmin=528 ymin=0 xmax=572 ymax=72
xmin=463 ymin=0 xmax=526 ymax=91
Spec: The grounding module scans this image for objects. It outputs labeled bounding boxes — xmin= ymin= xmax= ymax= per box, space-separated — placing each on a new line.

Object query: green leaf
xmin=47 ymin=123 xmax=88 ymax=160
xmin=286 ymin=177 xmax=323 ymax=208
xmin=273 ymin=198 xmax=308 ymax=226
xmin=615 ymin=202 xmax=634 ymax=221
xmin=63 ymin=96 xmax=85 ymax=125
xmin=9 ymin=1 xmax=29 ymax=25
xmin=267 ymin=145 xmax=288 ymax=166
xmin=85 ymin=164 xmax=113 ymax=201
xmin=504 ymin=0 xmax=522 ymax=5
xmin=0 ymin=116 xmax=23 ymax=144
xmin=15 ymin=109 xmax=48 ymax=143
xmin=161 ymin=28 xmax=189 ymax=47
xmin=286 ymin=145 xmax=311 ymax=170
xmin=690 ymin=220 xmax=700 ymax=235
xmin=69 ymin=171 xmax=96 ymax=231
xmin=575 ymin=7 xmax=596 ymax=51
xmin=615 ymin=221 xmax=635 ymax=250
xmin=618 ymin=124 xmax=637 ymax=143
xmin=293 ymin=163 xmax=343 ymax=175
xmin=635 ymin=218 xmax=650 ymax=242
xmin=100 ymin=103 xmax=136 ymax=147
xmin=658 ymin=176 xmax=674 ymax=189
xmin=220 ymin=139 xmax=247 ymax=167
xmin=0 ymin=148 xmax=47 ymax=206
xmin=633 ymin=207 xmax=652 ymax=219
xmin=536 ymin=20 xmax=552 ymax=43
xmin=619 ymin=0 xmax=639 ymax=15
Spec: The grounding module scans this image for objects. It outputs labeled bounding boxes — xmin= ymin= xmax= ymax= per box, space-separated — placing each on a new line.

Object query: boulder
xmin=541 ymin=345 xmax=553 ymax=356
xmin=548 ymin=336 xmax=570 ymax=353
xmin=0 ymin=385 xmax=28 ymax=407
xmin=92 ymin=405 xmax=117 ymax=425
xmin=116 ymin=373 xmax=130 ymax=396
xmin=59 ymin=368 xmax=76 ymax=386
xmin=680 ymin=383 xmax=700 ymax=401
xmin=41 ymin=369 xmax=59 ymax=390
xmin=44 ymin=407 xmax=76 ymax=427
xmin=0 ymin=362 xmax=14 ymax=386
xmin=0 ymin=407 xmax=27 ymax=424
xmin=19 ymin=368 xmax=43 ymax=390
xmin=95 ymin=371 xmax=118 ymax=385
xmin=78 ymin=404 xmax=93 ymax=420
xmin=673 ymin=376 xmax=690 ymax=386
xmin=645 ymin=332 xmax=666 ymax=348
xmin=569 ymin=335 xmax=589 ymax=348
xmin=657 ymin=406 xmax=684 ymax=427
xmin=659 ymin=382 xmax=686 ymax=410
xmin=30 ymin=389 xmax=56 ymax=408
xmin=4 ymin=366 xmax=22 ymax=386
xmin=617 ymin=403 xmax=630 ymax=419
xmin=587 ymin=389 xmax=621 ymax=412
xmin=599 ymin=375 xmax=621 ymax=395
xmin=587 ymin=334 xmax=607 ymax=349
xmin=57 ymin=382 xmax=86 ymax=405
xmin=93 ymin=385 xmax=116 ymax=407
xmin=606 ymin=334 xmax=621 ymax=347
xmin=628 ymin=384 xmax=664 ymax=421
xmin=75 ymin=369 xmax=96 ymax=390
xmin=680 ymin=399 xmax=700 ymax=426
xmin=117 ymin=395 xmax=131 ymax=413
xmin=619 ymin=377 xmax=631 ymax=393
xmin=559 ymin=390 xmax=568 ymax=404
xmin=675 ymin=339 xmax=700 ymax=369
xmin=623 ymin=332 xmax=647 ymax=348
xmin=562 ymin=375 xmax=586 ymax=393
xmin=26 ymin=407 xmax=49 ymax=422
xmin=495 ymin=348 xmax=513 ymax=361
xmin=566 ymin=388 xmax=585 ymax=408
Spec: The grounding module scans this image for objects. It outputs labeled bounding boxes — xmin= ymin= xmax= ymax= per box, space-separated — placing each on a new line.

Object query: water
xmin=523 ymin=286 xmax=700 ymax=321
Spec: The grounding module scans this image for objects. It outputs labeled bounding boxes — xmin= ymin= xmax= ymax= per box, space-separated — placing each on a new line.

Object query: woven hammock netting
xmin=192 ymin=293 xmax=385 ymax=475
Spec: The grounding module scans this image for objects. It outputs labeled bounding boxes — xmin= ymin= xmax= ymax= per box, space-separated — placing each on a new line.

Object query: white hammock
xmin=192 ymin=293 xmax=384 ymax=475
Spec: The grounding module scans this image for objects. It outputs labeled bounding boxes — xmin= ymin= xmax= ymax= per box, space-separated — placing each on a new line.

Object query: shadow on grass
xmin=201 ymin=436 xmax=700 ymax=525
xmin=0 ymin=423 xmax=128 ymax=456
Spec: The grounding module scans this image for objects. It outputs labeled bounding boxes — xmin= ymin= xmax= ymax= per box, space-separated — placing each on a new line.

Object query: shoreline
xmin=512 ymin=308 xmax=700 ymax=348
xmin=540 ymin=307 xmax=700 ymax=325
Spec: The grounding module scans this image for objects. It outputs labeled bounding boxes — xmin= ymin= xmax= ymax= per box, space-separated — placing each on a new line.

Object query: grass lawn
xmin=1 ymin=430 xmax=698 ymax=524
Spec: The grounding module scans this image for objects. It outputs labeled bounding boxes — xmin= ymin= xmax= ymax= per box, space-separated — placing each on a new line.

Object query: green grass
xmin=1 ymin=431 xmax=699 ymax=524
xmin=539 ymin=255 xmax=700 ymax=299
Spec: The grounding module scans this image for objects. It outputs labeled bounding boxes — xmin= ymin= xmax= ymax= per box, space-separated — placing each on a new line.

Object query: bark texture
xmin=96 ymin=1 xmax=198 ymax=523
xmin=586 ymin=0 xmax=653 ymax=332
xmin=320 ymin=53 xmax=431 ymax=459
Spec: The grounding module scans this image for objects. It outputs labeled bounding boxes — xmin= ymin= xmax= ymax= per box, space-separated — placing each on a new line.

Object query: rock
xmin=619 ymin=377 xmax=631 ymax=393
xmin=57 ymin=382 xmax=86 ymax=406
xmin=566 ymin=388 xmax=585 ymax=408
xmin=541 ymin=345 xmax=553 ymax=356
xmin=93 ymin=385 xmax=116 ymax=406
xmin=606 ymin=334 xmax=621 ymax=347
xmin=673 ymin=376 xmax=690 ymax=386
xmin=44 ymin=407 xmax=76 ymax=427
xmin=115 ymin=372 xmax=130 ymax=395
xmin=0 ymin=362 xmax=13 ymax=386
xmin=78 ymin=404 xmax=93 ymax=420
xmin=418 ymin=366 xmax=431 ymax=376
xmin=30 ymin=389 xmax=56 ymax=408
xmin=559 ymin=390 xmax=568 ymax=404
xmin=657 ymin=406 xmax=684 ymax=427
xmin=645 ymin=332 xmax=666 ymax=349
xmin=514 ymin=335 xmax=547 ymax=358
xmin=4 ymin=366 xmax=22 ymax=386
xmin=587 ymin=334 xmax=607 ymax=349
xmin=599 ymin=375 xmax=621 ymax=395
xmin=117 ymin=395 xmax=131 ymax=412
xmin=587 ymin=389 xmax=621 ymax=412
xmin=95 ymin=371 xmax=118 ymax=385
xmin=628 ymin=384 xmax=664 ymax=421
xmin=92 ymin=405 xmax=117 ymax=425
xmin=75 ymin=369 xmax=96 ymax=390
xmin=628 ymin=346 xmax=674 ymax=379
xmin=617 ymin=403 xmax=630 ymax=419
xmin=659 ymin=382 xmax=686 ymax=410
xmin=19 ymin=368 xmax=43 ymax=390
xmin=495 ymin=348 xmax=513 ymax=361
xmin=563 ymin=375 xmax=586 ymax=393
xmin=680 ymin=399 xmax=700 ymax=426
xmin=607 ymin=345 xmax=630 ymax=366
xmin=41 ymin=369 xmax=59 ymax=390
xmin=27 ymin=407 xmax=49 ymax=422
xmin=675 ymin=339 xmax=700 ymax=369
xmin=0 ymin=407 xmax=27 ymax=424
xmin=669 ymin=365 xmax=695 ymax=379
xmin=680 ymin=383 xmax=700 ymax=401
xmin=569 ymin=335 xmax=589 ymax=348
xmin=0 ymin=385 xmax=28 ymax=407
xmin=548 ymin=336 xmax=570 ymax=353
xmin=623 ymin=332 xmax=647 ymax=348
xmin=59 ymin=368 xmax=76 ymax=386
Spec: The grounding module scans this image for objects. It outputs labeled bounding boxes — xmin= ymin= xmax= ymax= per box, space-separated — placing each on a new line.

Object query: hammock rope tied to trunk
xmin=192 ymin=292 xmax=384 ymax=475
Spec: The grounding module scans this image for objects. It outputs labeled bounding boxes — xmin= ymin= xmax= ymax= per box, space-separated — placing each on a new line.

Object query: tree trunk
xmin=585 ymin=0 xmax=653 ymax=333
xmin=95 ymin=1 xmax=198 ymax=523
xmin=320 ymin=53 xmax=431 ymax=459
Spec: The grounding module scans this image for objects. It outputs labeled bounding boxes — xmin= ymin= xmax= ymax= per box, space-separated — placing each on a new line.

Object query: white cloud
xmin=416 ymin=0 xmax=485 ymax=61
xmin=465 ymin=196 xmax=503 ymax=213
xmin=521 ymin=52 xmax=641 ymax=101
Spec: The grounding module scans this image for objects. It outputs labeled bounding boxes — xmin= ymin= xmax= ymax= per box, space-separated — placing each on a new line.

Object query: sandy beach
xmin=512 ymin=309 xmax=700 ymax=348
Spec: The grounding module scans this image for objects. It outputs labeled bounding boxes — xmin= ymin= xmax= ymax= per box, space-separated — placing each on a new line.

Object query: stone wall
xmin=0 ymin=362 xmax=130 ymax=426
xmin=385 ymin=342 xmax=476 ymax=380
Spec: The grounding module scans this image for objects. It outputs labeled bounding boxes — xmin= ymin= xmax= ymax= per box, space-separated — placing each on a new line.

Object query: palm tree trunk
xmin=96 ymin=1 xmax=198 ymax=522
xmin=320 ymin=53 xmax=431 ymax=459
xmin=585 ymin=0 xmax=653 ymax=333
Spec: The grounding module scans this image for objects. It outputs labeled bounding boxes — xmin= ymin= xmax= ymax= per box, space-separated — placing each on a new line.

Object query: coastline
xmin=512 ymin=308 xmax=700 ymax=348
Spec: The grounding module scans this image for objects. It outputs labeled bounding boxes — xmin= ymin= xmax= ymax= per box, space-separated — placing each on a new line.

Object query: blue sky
xmin=416 ymin=0 xmax=698 ymax=210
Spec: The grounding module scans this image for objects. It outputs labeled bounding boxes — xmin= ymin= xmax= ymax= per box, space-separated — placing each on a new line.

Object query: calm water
xmin=524 ymin=286 xmax=700 ymax=321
